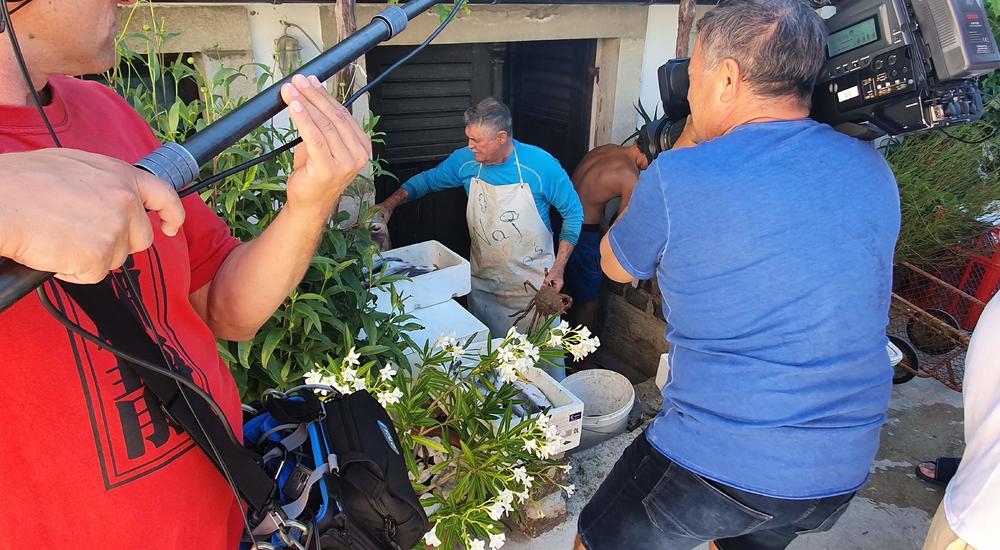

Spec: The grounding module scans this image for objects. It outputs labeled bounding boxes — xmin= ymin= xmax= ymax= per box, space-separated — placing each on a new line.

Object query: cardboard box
xmin=372 ymin=240 xmax=471 ymax=313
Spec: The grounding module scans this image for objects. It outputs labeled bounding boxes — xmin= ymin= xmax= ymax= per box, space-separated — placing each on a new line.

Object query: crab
xmin=509 ymin=269 xmax=573 ymax=332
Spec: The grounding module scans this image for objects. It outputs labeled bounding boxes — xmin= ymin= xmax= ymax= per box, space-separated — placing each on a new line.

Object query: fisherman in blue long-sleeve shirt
xmin=376 ymin=98 xmax=583 ymax=339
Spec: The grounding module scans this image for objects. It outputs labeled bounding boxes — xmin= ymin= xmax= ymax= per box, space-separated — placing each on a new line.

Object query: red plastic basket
xmin=890 ymin=262 xmax=986 ymax=392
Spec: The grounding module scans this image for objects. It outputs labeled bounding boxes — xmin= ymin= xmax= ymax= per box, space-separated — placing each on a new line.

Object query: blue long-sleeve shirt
xmin=401 ymin=140 xmax=583 ymax=245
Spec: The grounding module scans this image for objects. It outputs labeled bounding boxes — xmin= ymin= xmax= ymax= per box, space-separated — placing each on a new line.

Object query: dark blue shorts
xmin=565 ymin=226 xmax=603 ymax=302
xmin=578 ymin=432 xmax=855 ymax=550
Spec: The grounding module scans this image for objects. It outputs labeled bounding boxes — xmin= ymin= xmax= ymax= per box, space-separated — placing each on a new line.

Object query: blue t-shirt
xmin=402 ymin=140 xmax=583 ymax=245
xmin=609 ymin=119 xmax=900 ymax=499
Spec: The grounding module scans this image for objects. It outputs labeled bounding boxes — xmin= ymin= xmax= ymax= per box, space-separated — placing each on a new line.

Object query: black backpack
xmin=241 ymin=387 xmax=430 ymax=550
xmin=322 ymin=390 xmax=429 ymax=549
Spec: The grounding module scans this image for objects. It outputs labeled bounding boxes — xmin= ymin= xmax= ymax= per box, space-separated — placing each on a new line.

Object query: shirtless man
xmin=565 ymin=115 xmax=696 ymax=332
xmin=563 ymin=142 xmax=650 ymax=332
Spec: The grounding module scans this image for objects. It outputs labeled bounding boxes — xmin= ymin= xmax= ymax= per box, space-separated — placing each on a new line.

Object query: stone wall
xmin=601 ymin=279 xmax=668 ymax=379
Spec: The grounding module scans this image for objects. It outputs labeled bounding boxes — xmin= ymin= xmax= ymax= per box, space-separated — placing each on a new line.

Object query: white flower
xmin=352 ymin=376 xmax=368 ymax=393
xmin=377 ymin=387 xmax=404 ymax=407
xmin=497 ymin=363 xmax=518 ymax=384
xmin=498 ymin=489 xmax=514 ymax=506
xmin=469 ymin=539 xmax=486 ymax=550
xmin=512 ymin=466 xmax=528 ymax=485
xmin=343 ymin=346 xmax=361 ymax=368
xmin=303 ymin=370 xmax=336 ymax=386
xmin=555 ymin=320 xmax=570 ymax=333
xmin=452 ymin=344 xmax=466 ymax=357
xmin=539 ymin=441 xmax=562 ymax=459
xmin=564 ymin=484 xmax=575 ymax=497
xmin=379 ymin=363 xmax=397 ymax=381
xmin=535 ymin=413 xmax=550 ymax=429
xmin=515 ymin=490 xmax=529 ymax=503
xmin=423 ymin=524 xmax=441 ymax=547
xmin=342 ymin=367 xmax=359 ymax=385
xmin=434 ymin=333 xmax=456 ymax=350
xmin=546 ymin=332 xmax=564 ymax=348
xmin=489 ymin=532 xmax=506 ymax=549
xmin=487 ymin=501 xmax=506 ymax=521
xmin=523 ymin=438 xmax=537 ymax=453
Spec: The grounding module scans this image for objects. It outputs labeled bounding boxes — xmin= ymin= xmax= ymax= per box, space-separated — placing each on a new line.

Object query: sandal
xmin=916 ymin=457 xmax=961 ymax=487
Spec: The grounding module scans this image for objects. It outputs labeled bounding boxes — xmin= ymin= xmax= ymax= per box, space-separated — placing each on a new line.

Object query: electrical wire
xmin=939 ymin=125 xmax=997 ymax=145
xmin=0 ymin=0 xmax=61 ymax=146
xmin=179 ymin=0 xmax=467 ymax=199
xmin=7 ymin=0 xmax=32 ymax=15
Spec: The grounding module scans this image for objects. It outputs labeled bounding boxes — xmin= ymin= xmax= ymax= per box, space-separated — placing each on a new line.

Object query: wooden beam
xmin=333 ymin=0 xmax=358 ymax=107
xmin=675 ymin=0 xmax=696 ymax=57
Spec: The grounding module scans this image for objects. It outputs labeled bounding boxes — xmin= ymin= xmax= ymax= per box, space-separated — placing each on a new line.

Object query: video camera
xmin=638 ymin=0 xmax=1000 ymax=160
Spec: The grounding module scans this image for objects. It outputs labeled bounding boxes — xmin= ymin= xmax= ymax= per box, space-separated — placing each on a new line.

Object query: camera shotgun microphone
xmin=0 ymin=0 xmax=442 ymax=313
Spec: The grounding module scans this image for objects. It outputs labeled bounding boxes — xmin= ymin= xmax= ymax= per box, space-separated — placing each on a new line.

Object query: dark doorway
xmin=367 ymin=39 xmax=596 ymax=257
xmin=507 ymin=40 xmax=597 ymax=179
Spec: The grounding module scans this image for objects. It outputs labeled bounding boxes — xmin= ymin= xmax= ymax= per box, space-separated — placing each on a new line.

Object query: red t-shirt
xmin=0 ymin=76 xmax=245 ymax=548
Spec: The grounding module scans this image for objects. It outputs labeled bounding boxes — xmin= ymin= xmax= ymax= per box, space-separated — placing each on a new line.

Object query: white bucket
xmin=561 ymin=369 xmax=635 ymax=451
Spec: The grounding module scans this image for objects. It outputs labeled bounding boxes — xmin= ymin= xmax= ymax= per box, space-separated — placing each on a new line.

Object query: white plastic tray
xmin=372 ymin=240 xmax=471 ymax=313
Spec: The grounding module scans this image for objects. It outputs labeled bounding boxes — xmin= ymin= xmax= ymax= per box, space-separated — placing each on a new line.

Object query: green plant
xmin=305 ymin=322 xmax=600 ymax=549
xmin=885 ymin=127 xmax=999 ymax=267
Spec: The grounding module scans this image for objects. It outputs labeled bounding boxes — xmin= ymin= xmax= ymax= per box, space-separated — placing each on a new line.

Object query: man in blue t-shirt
xmin=375 ymin=98 xmax=583 ymax=339
xmin=576 ymin=1 xmax=900 ymax=549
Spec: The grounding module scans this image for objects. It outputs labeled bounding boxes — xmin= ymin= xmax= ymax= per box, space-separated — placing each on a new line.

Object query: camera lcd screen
xmin=827 ymin=17 xmax=880 ymax=58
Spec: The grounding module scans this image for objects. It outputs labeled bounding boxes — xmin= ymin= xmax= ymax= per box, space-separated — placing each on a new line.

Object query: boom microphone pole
xmin=0 ymin=0 xmax=442 ymax=312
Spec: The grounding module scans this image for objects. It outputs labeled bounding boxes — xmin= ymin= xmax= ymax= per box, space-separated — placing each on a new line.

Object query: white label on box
xmin=837 ymin=86 xmax=860 ymax=103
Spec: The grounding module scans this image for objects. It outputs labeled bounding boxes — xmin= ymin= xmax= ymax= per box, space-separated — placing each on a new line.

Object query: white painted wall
xmin=638 ymin=5 xmax=681 ymax=121
xmin=245 ymin=4 xmax=325 ymax=129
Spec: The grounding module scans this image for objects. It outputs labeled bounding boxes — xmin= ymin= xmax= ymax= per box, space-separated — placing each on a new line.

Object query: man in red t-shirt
xmin=0 ymin=1 xmax=371 ymax=547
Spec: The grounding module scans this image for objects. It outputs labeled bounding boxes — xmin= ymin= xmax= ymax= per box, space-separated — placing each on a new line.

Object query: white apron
xmin=466 ymin=148 xmax=555 ymax=338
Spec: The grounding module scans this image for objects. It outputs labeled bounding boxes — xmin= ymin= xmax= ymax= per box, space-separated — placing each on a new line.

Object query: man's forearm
xmin=202 ymin=202 xmax=332 ymax=340
xmin=381 ymin=187 xmax=409 ymax=211
xmin=552 ymin=240 xmax=575 ymax=273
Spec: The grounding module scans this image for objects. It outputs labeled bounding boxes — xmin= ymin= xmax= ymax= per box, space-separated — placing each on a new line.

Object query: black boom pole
xmin=0 ymin=0 xmax=441 ymax=313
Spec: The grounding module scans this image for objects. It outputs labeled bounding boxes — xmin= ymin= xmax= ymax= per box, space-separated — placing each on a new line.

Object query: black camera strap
xmin=57 ymin=278 xmax=276 ymax=512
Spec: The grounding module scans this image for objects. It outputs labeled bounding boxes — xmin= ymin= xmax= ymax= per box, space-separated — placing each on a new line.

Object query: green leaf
xmin=166 ymin=100 xmax=181 ymax=137
xmin=412 ymin=435 xmax=448 ymax=454
xmin=237 ymin=340 xmax=253 ymax=367
xmin=361 ymin=315 xmax=378 ymax=344
xmin=357 ymin=344 xmax=390 ymax=355
xmin=261 ymin=329 xmax=284 ymax=372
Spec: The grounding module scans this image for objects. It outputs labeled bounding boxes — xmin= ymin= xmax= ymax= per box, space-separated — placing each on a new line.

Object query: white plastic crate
xmin=520 ymin=364 xmax=585 ymax=454
xmin=402 ymin=299 xmax=489 ymax=362
xmin=372 ymin=240 xmax=471 ymax=313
